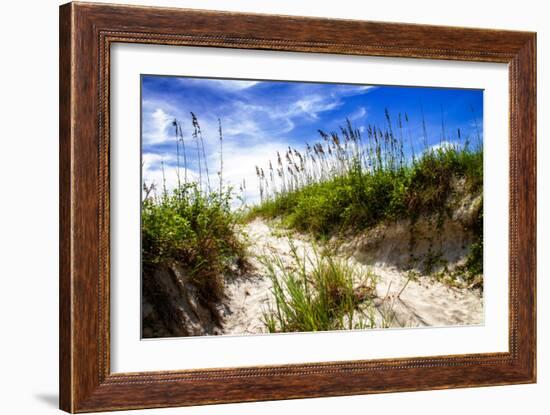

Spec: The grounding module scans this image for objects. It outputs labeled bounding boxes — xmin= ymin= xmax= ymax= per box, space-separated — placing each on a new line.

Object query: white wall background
xmin=0 ymin=0 xmax=546 ymax=414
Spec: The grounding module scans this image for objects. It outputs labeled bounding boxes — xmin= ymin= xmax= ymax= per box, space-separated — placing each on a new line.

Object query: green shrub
xmin=142 ymin=183 xmax=247 ymax=302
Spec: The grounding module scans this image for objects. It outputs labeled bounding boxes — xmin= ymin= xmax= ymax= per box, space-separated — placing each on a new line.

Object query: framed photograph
xmin=59 ymin=2 xmax=536 ymax=412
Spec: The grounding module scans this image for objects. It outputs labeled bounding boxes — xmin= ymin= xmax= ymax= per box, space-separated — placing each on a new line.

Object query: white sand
xmin=220 ymin=219 xmax=483 ymax=335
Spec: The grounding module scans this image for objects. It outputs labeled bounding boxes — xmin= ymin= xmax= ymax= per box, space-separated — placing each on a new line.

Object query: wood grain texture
xmin=59 ymin=3 xmax=73 ymax=412
xmin=59 ymin=2 xmax=536 ymax=412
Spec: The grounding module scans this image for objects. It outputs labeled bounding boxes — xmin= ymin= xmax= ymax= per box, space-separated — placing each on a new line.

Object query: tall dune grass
xmin=249 ymin=115 xmax=482 ymax=233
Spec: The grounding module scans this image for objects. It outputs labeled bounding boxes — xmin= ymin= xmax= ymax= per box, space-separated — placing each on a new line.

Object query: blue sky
xmin=141 ymin=75 xmax=483 ymax=205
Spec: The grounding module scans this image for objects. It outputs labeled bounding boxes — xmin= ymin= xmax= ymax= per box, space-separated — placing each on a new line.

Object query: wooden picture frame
xmin=59 ymin=2 xmax=536 ymax=412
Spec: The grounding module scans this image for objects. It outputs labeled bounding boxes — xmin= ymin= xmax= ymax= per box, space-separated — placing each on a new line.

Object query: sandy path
xmin=221 ymin=219 xmax=483 ymax=334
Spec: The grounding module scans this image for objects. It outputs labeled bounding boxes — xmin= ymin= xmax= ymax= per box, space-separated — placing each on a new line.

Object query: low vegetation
xmin=261 ymin=242 xmax=379 ymax=333
xmin=142 ymin=183 xmax=248 ymax=304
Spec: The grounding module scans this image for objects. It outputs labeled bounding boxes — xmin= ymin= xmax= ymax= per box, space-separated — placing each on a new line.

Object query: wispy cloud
xmin=289 ymin=95 xmax=342 ymax=119
xmin=349 ymin=106 xmax=367 ymax=121
xmin=142 ymin=138 xmax=291 ymax=205
xmin=178 ymin=78 xmax=259 ymax=91
xmin=142 ymin=108 xmax=174 ymax=145
xmin=142 ymin=152 xmax=201 ymax=198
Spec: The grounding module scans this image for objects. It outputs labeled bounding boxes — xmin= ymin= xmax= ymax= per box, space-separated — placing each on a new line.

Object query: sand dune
xmin=220 ymin=218 xmax=483 ymax=335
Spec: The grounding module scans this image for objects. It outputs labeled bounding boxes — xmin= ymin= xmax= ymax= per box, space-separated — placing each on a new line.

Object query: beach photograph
xmin=140 ymin=75 xmax=484 ymax=338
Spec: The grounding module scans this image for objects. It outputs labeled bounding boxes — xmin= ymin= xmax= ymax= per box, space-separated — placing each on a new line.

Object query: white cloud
xmin=216 ymin=140 xmax=291 ymax=206
xmin=337 ymin=85 xmax=377 ymax=96
xmin=290 ymin=95 xmax=341 ymax=119
xmin=179 ymin=78 xmax=259 ymax=91
xmin=142 ymin=139 xmax=290 ymax=207
xmin=350 ymin=107 xmax=367 ymax=120
xmin=143 ymin=107 xmax=174 ymax=145
xmin=429 ymin=140 xmax=458 ymax=152
xmin=142 ymin=155 xmax=200 ymax=199
xmin=142 ymin=153 xmax=173 ymax=170
xmin=223 ymin=118 xmax=261 ymax=137
xmin=231 ymin=93 xmax=342 ymax=132
xmin=213 ymin=80 xmax=259 ymax=90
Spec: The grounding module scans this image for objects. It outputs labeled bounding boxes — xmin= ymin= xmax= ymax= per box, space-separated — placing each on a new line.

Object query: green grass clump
xmin=261 ymin=242 xmax=378 ymax=333
xmin=142 ymin=183 xmax=247 ymax=303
